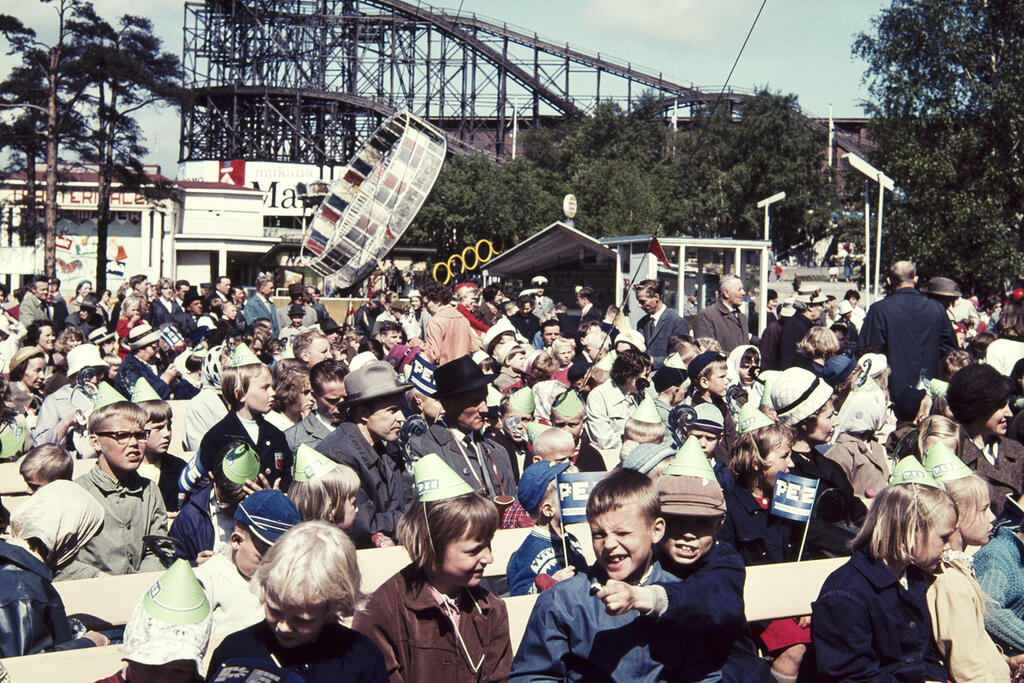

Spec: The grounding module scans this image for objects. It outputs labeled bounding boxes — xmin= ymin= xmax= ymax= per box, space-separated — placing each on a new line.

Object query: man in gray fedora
xmin=407 ymin=354 xmax=516 ymax=503
xmin=315 ymin=360 xmax=415 ymax=548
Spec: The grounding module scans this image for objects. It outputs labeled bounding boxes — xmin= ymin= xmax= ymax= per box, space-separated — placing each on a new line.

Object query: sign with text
xmin=770 ymin=472 xmax=819 ymax=523
xmin=557 ymin=471 xmax=606 ymax=524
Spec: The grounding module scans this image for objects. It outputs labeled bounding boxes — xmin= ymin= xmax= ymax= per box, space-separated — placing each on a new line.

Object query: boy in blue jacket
xmin=510 ymin=468 xmax=682 ymax=682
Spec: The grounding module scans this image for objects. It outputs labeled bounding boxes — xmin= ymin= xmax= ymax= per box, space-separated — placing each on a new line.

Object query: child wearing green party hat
xmin=134 ymin=377 xmax=188 ymax=514
xmin=492 ymin=386 xmax=535 ymax=481
xmin=168 ymin=441 xmax=261 ymax=564
xmin=97 ymin=559 xmax=213 ymax=683
xmin=352 ymin=453 xmax=512 ymax=682
xmin=287 ymin=443 xmax=360 ymax=532
xmin=195 ymin=489 xmax=301 ymax=640
xmin=75 ymin=401 xmax=168 ymax=575
xmin=620 ymin=394 xmax=666 ymax=461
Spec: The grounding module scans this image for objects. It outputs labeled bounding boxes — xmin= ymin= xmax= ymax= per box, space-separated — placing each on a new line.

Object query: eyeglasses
xmin=95 ymin=430 xmax=150 ymax=444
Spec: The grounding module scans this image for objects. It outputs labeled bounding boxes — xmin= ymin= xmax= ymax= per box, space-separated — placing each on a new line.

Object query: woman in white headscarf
xmin=0 ymin=480 xmax=108 ymax=656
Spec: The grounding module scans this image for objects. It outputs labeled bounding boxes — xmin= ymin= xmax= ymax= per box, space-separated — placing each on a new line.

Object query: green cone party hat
xmin=0 ymin=421 xmax=25 ymax=460
xmin=922 ymin=442 xmax=972 ymax=482
xmin=130 ymin=377 xmax=162 ymax=403
xmin=292 ymin=443 xmax=339 ymax=483
xmin=230 ymin=343 xmax=263 ymax=368
xmin=141 ymin=559 xmax=211 ymax=625
xmin=222 ymin=442 xmax=261 ymax=484
xmin=552 ymin=390 xmax=583 ymax=419
xmin=414 ymin=453 xmax=474 ymax=502
xmin=736 ymin=401 xmax=775 ymax=434
xmin=93 ymin=382 xmax=126 ymax=409
xmin=508 ymin=387 xmax=535 ymax=415
xmin=664 ymin=435 xmax=717 ymax=482
xmin=631 ymin=395 xmax=662 ymax=424
xmin=758 ymin=370 xmax=779 ymax=408
xmin=526 ymin=421 xmax=552 ymax=444
xmin=888 ymin=455 xmax=941 ymax=488
xmin=664 ymin=353 xmax=687 ymax=370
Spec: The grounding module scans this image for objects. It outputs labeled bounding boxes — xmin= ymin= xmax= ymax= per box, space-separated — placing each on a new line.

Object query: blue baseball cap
xmin=517 ymin=460 xmax=571 ymax=514
xmin=233 ymin=490 xmax=301 ymax=546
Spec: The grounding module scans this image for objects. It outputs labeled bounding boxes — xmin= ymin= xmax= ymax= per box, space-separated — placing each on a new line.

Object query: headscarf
xmin=10 ymin=480 xmax=104 ymax=570
xmin=834 ymin=386 xmax=888 ymax=440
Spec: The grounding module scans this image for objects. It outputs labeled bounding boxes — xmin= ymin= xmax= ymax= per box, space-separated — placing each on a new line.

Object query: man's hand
xmin=597 ymin=579 xmax=655 ymax=615
xmin=550 ymin=567 xmax=576 ymax=582
xmin=195 ymin=550 xmax=214 ymax=566
xmin=371 ymin=532 xmax=396 ymax=548
xmin=83 ymin=631 xmax=110 ymax=647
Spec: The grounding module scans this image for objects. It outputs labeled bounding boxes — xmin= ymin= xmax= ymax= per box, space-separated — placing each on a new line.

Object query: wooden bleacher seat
xmin=742 ymin=557 xmax=847 ymax=622
xmin=0 ymin=644 xmax=126 ymax=681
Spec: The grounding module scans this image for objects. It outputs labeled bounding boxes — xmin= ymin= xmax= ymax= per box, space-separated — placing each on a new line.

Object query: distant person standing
xmin=859 ymin=261 xmax=958 ymax=393
xmin=633 ymin=279 xmax=690 ymax=370
xmin=692 ymin=275 xmax=748 ymax=354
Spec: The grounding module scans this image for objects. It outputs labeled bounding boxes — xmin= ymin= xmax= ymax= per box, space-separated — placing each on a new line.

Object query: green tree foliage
xmin=412 ymin=90 xmax=839 ymax=258
xmin=854 ymin=0 xmax=1024 ymax=294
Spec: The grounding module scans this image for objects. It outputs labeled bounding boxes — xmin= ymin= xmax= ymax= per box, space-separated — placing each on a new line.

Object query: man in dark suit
xmin=692 ymin=275 xmax=750 ymax=353
xmin=576 ymin=286 xmax=603 ymax=326
xmin=633 ymin=279 xmax=690 ymax=370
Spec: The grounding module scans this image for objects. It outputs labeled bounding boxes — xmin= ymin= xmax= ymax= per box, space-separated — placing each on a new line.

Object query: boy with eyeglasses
xmin=75 ymin=401 xmax=169 ymax=575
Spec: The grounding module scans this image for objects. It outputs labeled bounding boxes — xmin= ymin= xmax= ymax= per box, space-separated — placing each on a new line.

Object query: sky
xmin=2 ymin=0 xmax=890 ymax=174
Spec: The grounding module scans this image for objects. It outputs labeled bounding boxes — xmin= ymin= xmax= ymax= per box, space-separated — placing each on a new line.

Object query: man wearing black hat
xmin=947 ymin=364 xmax=1024 ymax=515
xmin=859 ymin=261 xmax=957 ymax=393
xmin=407 ymin=355 xmax=516 ymax=502
xmin=315 ymin=361 xmax=416 ymax=547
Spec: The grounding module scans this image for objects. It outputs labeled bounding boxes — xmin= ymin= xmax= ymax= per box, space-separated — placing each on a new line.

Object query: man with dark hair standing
xmin=286 ymin=359 xmax=347 ymax=451
xmin=634 ymin=279 xmax=690 ymax=370
xmin=576 ymin=286 xmax=602 ymax=325
xmin=859 ymin=260 xmax=958 ymax=392
xmin=212 ymin=275 xmax=231 ymax=303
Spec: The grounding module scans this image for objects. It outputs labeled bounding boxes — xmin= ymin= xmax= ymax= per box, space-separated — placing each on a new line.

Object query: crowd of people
xmin=3 ymin=258 xmax=1024 ymax=681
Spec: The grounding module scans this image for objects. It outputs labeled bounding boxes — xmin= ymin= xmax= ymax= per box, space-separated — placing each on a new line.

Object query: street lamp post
xmin=756 ymin=191 xmax=786 ymax=335
xmin=843 ymin=153 xmax=894 ymax=304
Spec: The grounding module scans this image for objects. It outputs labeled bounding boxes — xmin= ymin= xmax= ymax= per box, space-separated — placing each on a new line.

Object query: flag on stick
xmin=648 ymin=236 xmax=671 ymax=268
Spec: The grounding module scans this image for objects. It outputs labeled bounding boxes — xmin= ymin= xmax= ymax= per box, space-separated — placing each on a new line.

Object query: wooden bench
xmin=10 ymin=553 xmax=851 ymax=678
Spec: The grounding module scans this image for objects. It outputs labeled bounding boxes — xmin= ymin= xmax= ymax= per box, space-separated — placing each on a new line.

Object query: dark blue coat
xmin=719 ymin=485 xmax=795 ymax=565
xmin=858 ymin=287 xmax=958 ymax=392
xmin=168 ymin=482 xmax=214 ymax=563
xmin=655 ymin=541 xmax=773 ymax=682
xmin=811 ymin=550 xmax=947 ymax=682
xmin=150 ymin=298 xmax=195 ymax=338
xmin=316 ymin=422 xmax=415 ymax=547
xmin=778 ymin=314 xmax=814 ymax=370
xmin=197 ymin=412 xmax=294 ymax=491
xmin=208 ymin=620 xmax=388 ymax=683
xmin=0 ymin=541 xmax=94 ymax=657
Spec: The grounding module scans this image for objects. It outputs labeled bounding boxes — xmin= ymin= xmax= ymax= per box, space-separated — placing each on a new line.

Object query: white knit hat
xmin=770 ymin=367 xmax=834 ymax=426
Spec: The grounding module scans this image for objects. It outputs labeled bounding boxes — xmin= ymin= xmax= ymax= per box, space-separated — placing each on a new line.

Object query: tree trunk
xmin=23 ymin=145 xmax=37 ymax=247
xmin=43 ymin=46 xmax=59 ymax=278
xmin=95 ymin=86 xmax=113 ymax=294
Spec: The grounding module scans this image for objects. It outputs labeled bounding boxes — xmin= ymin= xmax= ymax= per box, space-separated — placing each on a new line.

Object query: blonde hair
xmin=797 ymin=327 xmax=839 ymax=360
xmin=729 ymin=423 xmax=794 ymax=489
xmin=87 ymin=401 xmax=147 ymax=434
xmin=253 ymin=520 xmax=362 ymax=619
xmin=288 ymin=464 xmax=360 ymax=526
xmin=221 ymin=363 xmax=271 ymax=411
xmin=20 ymin=444 xmax=73 ymax=485
xmin=397 ymin=493 xmax=498 ymax=574
xmin=623 ymin=417 xmax=666 ymax=444
xmin=917 ymin=415 xmax=962 ymax=460
xmin=850 ymin=484 xmax=955 ymax=566
xmin=695 ymin=337 xmax=723 ymax=353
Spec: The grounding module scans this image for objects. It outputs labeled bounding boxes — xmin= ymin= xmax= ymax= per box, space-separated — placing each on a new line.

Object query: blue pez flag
xmin=556 ymin=471 xmax=606 ymax=524
xmin=409 ymin=355 xmax=437 ymax=395
xmin=770 ymin=471 xmax=819 ymax=523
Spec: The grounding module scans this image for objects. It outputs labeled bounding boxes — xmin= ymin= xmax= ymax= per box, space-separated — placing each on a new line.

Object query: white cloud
xmin=581 ymin=0 xmax=751 ymax=50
